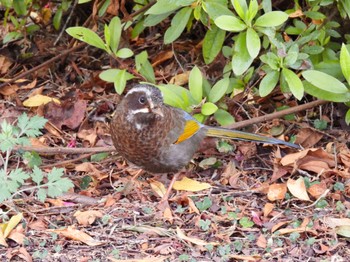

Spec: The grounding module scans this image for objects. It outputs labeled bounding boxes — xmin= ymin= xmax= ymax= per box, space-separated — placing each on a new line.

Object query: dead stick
xmin=226 ymin=99 xmax=328 ymax=129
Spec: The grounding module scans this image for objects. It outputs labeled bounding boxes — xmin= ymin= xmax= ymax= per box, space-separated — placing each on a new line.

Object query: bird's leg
xmin=161 ymin=172 xmax=179 ymax=202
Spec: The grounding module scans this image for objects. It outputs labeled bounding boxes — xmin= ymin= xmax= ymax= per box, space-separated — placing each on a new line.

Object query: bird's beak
xmin=151 ymin=107 xmax=164 ymax=117
xmin=148 ymin=99 xmax=164 ymax=117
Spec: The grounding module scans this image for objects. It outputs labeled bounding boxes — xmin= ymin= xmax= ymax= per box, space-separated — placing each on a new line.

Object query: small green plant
xmin=239 ymin=216 xmax=254 ymax=228
xmin=66 ymin=16 xmax=135 ymax=94
xmin=1 ymin=0 xmax=70 ymax=44
xmin=199 ymin=218 xmax=211 ymax=231
xmin=195 ymin=196 xmax=213 ymax=212
xmin=0 ymin=113 xmax=74 ymax=202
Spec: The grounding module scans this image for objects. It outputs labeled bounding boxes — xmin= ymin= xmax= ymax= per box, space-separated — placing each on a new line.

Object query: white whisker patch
xmin=126 ymin=108 xmax=150 ymax=122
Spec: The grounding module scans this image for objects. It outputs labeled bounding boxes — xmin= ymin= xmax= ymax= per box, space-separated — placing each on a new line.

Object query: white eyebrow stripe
xmin=126 ymin=86 xmax=153 ymax=97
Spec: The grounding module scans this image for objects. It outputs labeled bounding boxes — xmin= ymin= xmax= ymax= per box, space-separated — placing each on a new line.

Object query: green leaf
xmin=259 ymin=70 xmax=280 ymax=97
xmin=208 ymin=78 xmax=230 ymax=103
xmin=202 ymin=1 xmax=234 ymax=20
xmin=247 ymin=0 xmax=259 ymax=24
xmin=214 ymin=109 xmax=235 ymax=126
xmin=135 ymin=51 xmax=155 ymax=83
xmin=189 ymin=66 xmax=203 ymax=104
xmin=109 ymin=16 xmax=122 ymax=55
xmin=260 ymin=52 xmax=280 ymax=70
xmin=13 ymin=0 xmax=26 ymax=15
xmin=302 ymin=70 xmax=349 ymax=94
xmin=32 ymin=166 xmax=44 ymax=185
xmin=201 ymin=102 xmax=218 ymax=115
xmin=17 ymin=114 xmax=47 ymax=137
xmin=36 ymin=188 xmax=47 ymax=202
xmin=214 ymin=15 xmax=246 ymax=32
xmin=195 ymin=196 xmax=212 ymax=211
xmin=232 ymin=0 xmax=247 ymax=21
xmin=239 ymin=217 xmax=254 ymax=228
xmin=158 ymin=84 xmax=193 ymax=111
xmin=303 ymin=81 xmax=350 ymax=102
xmin=66 ymin=27 xmax=107 ymax=51
xmin=23 ymin=151 xmax=42 ymax=168
xmin=164 ymin=7 xmax=192 ymax=44
xmin=53 ymin=8 xmax=62 ymax=30
xmin=282 ymin=68 xmax=304 ymax=100
xmin=114 ymin=70 xmax=132 ymax=94
xmin=116 ymin=48 xmax=134 ymax=58
xmin=203 ymin=25 xmax=226 ymax=64
xmin=246 ymin=28 xmax=260 ymax=58
xmin=340 ymin=44 xmax=350 ymax=85
xmin=145 ymin=0 xmax=179 ymax=15
xmin=254 ymin=11 xmax=288 ymax=27
xmin=232 ymin=32 xmax=254 ymax=75
xmin=144 ymin=12 xmax=173 ymax=27
xmin=346 ymin=109 xmax=350 ymax=125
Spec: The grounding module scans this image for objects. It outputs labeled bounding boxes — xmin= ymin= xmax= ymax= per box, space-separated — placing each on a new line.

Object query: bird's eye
xmin=138 ymin=96 xmax=146 ymax=104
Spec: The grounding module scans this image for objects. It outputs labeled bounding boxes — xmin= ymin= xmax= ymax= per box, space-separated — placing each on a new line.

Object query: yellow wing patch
xmin=174 ymin=120 xmax=201 ymax=144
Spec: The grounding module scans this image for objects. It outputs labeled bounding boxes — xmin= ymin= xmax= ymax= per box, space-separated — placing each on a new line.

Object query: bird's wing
xmin=173 ymin=111 xmax=203 ymax=144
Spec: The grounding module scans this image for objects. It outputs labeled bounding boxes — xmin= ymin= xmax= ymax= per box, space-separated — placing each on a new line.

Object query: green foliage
xmin=195 ymin=196 xmax=212 ymax=211
xmin=1 ymin=0 xmax=69 ymax=43
xmin=0 ymin=114 xmax=73 ymax=203
xmin=61 ymin=0 xmax=350 ymax=124
xmin=67 ymin=16 xmax=134 ymax=94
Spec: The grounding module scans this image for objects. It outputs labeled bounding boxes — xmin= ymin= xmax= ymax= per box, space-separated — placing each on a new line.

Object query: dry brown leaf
xmin=152 ymin=50 xmax=174 ymax=67
xmin=263 ymin=203 xmax=275 ymax=217
xmin=289 ymin=9 xmax=304 ymax=18
xmin=228 ymin=254 xmax=261 ymax=261
xmin=7 ymin=247 xmax=32 ymax=262
xmin=295 ymin=128 xmax=323 ymax=148
xmin=173 ymin=177 xmax=211 ymax=192
xmin=281 ymin=148 xmax=335 ymax=173
xmin=8 ymin=224 xmax=25 ymax=245
xmin=256 ymin=233 xmax=267 ymax=248
xmin=267 ymin=183 xmax=287 ymax=201
xmin=74 ymin=210 xmax=104 ymax=226
xmin=50 ymin=226 xmax=104 ymax=246
xmin=323 ymin=217 xmax=350 ymax=228
xmin=271 ymin=221 xmax=291 ymax=233
xmin=0 ymin=84 xmax=19 ymax=96
xmin=308 ymin=181 xmax=328 ymax=198
xmin=287 ymin=177 xmax=310 ymax=201
xmin=176 ymin=227 xmax=219 ymax=246
xmin=169 ymin=71 xmax=190 ymax=85
xmin=150 ymin=180 xmax=166 ymax=198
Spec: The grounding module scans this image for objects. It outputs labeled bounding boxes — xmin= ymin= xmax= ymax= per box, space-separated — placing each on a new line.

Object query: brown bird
xmin=111 ymin=84 xmax=299 ymax=200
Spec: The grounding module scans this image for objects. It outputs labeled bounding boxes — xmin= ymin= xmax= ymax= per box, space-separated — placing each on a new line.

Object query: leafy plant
xmin=0 ymin=113 xmax=74 ymax=202
xmin=67 ymin=16 xmax=135 ymax=94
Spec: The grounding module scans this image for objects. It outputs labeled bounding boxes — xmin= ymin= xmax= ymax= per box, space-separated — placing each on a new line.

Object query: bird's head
xmin=123 ymin=85 xmax=164 ymax=127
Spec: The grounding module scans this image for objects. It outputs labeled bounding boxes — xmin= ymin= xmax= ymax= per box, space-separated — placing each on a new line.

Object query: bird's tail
xmin=205 ymin=126 xmax=300 ymax=149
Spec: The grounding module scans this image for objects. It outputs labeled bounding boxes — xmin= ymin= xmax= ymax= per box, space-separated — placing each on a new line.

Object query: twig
xmin=226 ymin=100 xmax=328 ymax=129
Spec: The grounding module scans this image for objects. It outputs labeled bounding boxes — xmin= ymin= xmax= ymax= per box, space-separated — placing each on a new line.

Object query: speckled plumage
xmin=110 ymin=85 xmax=205 ymax=173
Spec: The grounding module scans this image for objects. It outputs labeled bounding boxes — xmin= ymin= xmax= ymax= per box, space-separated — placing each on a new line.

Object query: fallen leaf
xmin=267 ymin=183 xmax=287 ymax=201
xmin=74 ymin=210 xmax=104 ymax=226
xmin=173 ymin=177 xmax=211 ymax=192
xmin=169 ymin=71 xmax=190 ymax=85
xmin=335 ymin=226 xmax=350 ymax=238
xmin=323 ymin=217 xmax=350 ymax=228
xmin=263 ymin=203 xmax=274 ymax=217
xmin=23 ymin=94 xmax=60 ymax=107
xmin=50 ymin=226 xmax=104 ymax=246
xmin=150 ymin=180 xmax=166 ymax=198
xmin=256 ymin=233 xmax=267 ymax=248
xmin=287 ymin=177 xmax=310 ymax=201
xmin=308 ymin=181 xmax=328 ymax=198
xmin=3 ymin=213 xmax=23 ymax=238
xmin=176 ymin=227 xmax=218 ymax=246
